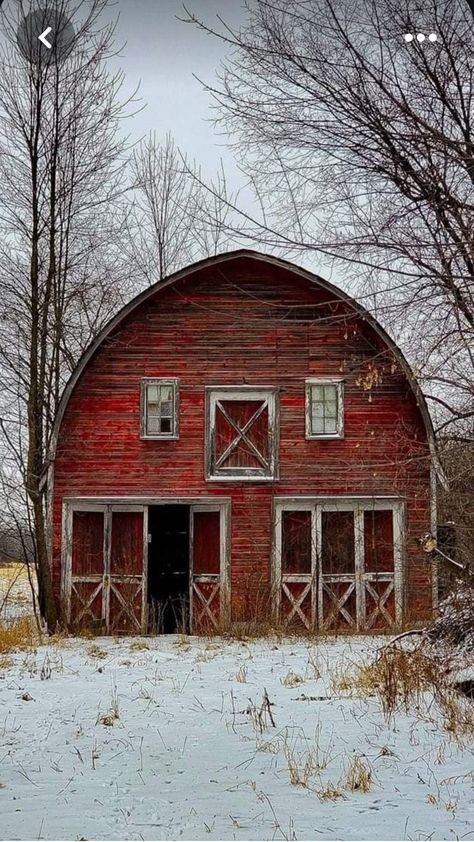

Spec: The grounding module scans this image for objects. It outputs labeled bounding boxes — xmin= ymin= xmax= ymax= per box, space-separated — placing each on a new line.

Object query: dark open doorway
xmin=147 ymin=505 xmax=190 ymax=633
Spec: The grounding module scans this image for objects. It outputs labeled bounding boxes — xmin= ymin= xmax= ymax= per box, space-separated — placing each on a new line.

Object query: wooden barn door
xmin=361 ymin=509 xmax=398 ymax=629
xmin=319 ymin=509 xmax=358 ymax=630
xmin=68 ymin=505 xmax=146 ymax=634
xmin=275 ymin=501 xmax=403 ymax=631
xmin=278 ymin=509 xmax=316 ymax=630
xmin=70 ymin=508 xmax=107 ymax=632
xmin=108 ymin=508 xmax=146 ymax=634
xmin=190 ymin=506 xmax=225 ymax=633
xmin=318 ymin=505 xmax=402 ymax=631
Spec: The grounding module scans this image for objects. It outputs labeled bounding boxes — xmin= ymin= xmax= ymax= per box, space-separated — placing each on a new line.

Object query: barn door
xmin=67 ymin=505 xmax=146 ymax=634
xmin=70 ymin=509 xmax=107 ymax=632
xmin=318 ymin=505 xmax=401 ymax=630
xmin=278 ymin=509 xmax=316 ymax=629
xmin=108 ymin=508 xmax=146 ymax=634
xmin=362 ymin=509 xmax=398 ymax=629
xmin=319 ymin=510 xmax=358 ymax=630
xmin=190 ymin=506 xmax=223 ymax=633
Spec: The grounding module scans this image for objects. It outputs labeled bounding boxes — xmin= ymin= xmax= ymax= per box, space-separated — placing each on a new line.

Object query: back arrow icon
xmin=38 ymin=26 xmax=52 ymax=49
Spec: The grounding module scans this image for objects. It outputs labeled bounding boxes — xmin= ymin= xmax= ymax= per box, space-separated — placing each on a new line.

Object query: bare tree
xmin=129 ymin=132 xmax=233 ymax=282
xmin=184 ymin=0 xmax=474 ymax=438
xmin=0 ymin=0 xmax=137 ymax=630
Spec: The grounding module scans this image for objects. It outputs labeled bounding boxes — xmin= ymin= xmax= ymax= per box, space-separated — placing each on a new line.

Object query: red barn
xmin=49 ymin=251 xmax=439 ymax=635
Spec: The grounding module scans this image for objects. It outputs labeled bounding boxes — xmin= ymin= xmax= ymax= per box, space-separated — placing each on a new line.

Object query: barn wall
xmin=52 ymin=257 xmax=432 ymax=624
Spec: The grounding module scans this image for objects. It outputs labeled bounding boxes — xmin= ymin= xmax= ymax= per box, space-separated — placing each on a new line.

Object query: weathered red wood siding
xmin=52 ymin=255 xmax=433 ymax=623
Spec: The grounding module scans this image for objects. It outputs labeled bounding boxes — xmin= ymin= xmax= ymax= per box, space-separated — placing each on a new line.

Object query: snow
xmin=0 ymin=635 xmax=473 ymax=841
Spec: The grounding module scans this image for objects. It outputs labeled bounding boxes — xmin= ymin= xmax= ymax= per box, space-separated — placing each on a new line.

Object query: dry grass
xmin=285 ymin=743 xmax=320 ymax=788
xmin=305 ymin=648 xmax=321 ymax=679
xmin=0 ymin=616 xmax=36 ymax=653
xmin=129 ymin=640 xmax=149 ymax=651
xmin=316 ymin=783 xmax=346 ymax=801
xmin=235 ymin=664 xmax=248 ymax=683
xmin=87 ymin=644 xmax=108 ymax=660
xmin=332 ymin=647 xmax=438 ymax=717
xmin=281 ymin=670 xmax=305 ymax=688
xmin=0 ymin=562 xmax=33 ymax=613
xmin=0 ymin=655 xmax=14 ymax=669
xmin=97 ymin=686 xmax=120 ymax=726
xmin=283 ymin=723 xmax=335 ymax=790
xmin=331 ymin=644 xmax=474 ymax=743
xmin=245 ymin=690 xmax=276 ymax=735
xmin=341 ymin=753 xmax=373 ymax=793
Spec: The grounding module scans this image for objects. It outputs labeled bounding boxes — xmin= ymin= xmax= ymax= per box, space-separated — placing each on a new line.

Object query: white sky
xmin=112 ymin=0 xmax=248 ymax=188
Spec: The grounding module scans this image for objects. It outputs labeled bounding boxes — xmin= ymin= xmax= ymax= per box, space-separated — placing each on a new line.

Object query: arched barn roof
xmin=49 ymin=249 xmax=438 ymax=468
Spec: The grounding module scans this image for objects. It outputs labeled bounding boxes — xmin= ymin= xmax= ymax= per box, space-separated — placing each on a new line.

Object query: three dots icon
xmin=404 ymin=32 xmax=438 ymax=42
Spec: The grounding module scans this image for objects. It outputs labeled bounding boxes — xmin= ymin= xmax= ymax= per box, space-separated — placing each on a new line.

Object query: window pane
xmin=311 ymin=402 xmax=324 ymax=417
xmin=312 ymin=415 xmax=325 ymax=434
xmin=161 ymin=400 xmax=172 ymax=416
xmin=309 ymin=383 xmax=340 ymax=436
xmin=147 ymin=385 xmax=160 ymax=403
xmin=147 ymin=416 xmax=162 ymax=434
xmin=161 ymin=417 xmax=172 ymax=433
xmin=159 ymin=386 xmax=173 ymax=402
xmin=323 ymin=385 xmax=337 ymax=402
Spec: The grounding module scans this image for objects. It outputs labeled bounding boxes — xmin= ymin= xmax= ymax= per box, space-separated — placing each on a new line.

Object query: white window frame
xmin=140 ymin=378 xmax=179 ymax=440
xmin=205 ymin=386 xmax=279 ymax=481
xmin=305 ymin=378 xmax=344 ymax=439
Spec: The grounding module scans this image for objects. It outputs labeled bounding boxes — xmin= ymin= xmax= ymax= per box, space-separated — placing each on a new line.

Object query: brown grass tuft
xmin=0 ymin=617 xmax=35 ymax=653
xmin=316 ymin=783 xmax=345 ymax=801
xmin=0 ymin=655 xmax=14 ymax=669
xmin=334 ymin=646 xmax=438 ymax=718
xmin=281 ymin=670 xmax=305 ymax=688
xmin=341 ymin=754 xmax=373 ymax=793
xmin=87 ymin=644 xmax=108 ymax=660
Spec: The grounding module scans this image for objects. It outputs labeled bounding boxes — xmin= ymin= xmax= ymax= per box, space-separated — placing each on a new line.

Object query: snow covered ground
xmin=0 ymin=635 xmax=473 ymax=841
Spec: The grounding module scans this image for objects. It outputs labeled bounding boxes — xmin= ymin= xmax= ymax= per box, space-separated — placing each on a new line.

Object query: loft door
xmin=190 ymin=506 xmax=223 ymax=633
xmin=68 ymin=505 xmax=146 ymax=634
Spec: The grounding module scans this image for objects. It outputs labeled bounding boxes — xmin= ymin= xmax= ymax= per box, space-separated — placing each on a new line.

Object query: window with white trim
xmin=141 ymin=378 xmax=179 ymax=439
xmin=206 ymin=387 xmax=278 ymax=480
xmin=306 ymin=379 xmax=344 ymax=438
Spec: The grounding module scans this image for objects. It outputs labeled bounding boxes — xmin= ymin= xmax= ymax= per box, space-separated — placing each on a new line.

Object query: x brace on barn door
xmin=215 ymin=400 xmax=270 ymax=472
xmin=206 ymin=387 xmax=278 ymax=480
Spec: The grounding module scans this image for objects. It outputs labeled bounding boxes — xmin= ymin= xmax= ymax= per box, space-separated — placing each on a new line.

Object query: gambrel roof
xmin=50 ymin=249 xmax=439 ymax=473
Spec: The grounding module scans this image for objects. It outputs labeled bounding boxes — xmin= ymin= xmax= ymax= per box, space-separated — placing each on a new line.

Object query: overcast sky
xmin=112 ymin=1 xmax=247 ymax=186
